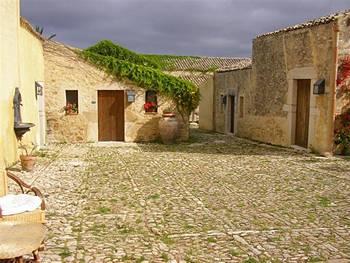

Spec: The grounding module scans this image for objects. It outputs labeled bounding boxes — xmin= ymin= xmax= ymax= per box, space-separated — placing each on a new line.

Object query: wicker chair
xmin=0 ymin=171 xmax=46 ymax=262
xmin=0 ymin=171 xmax=45 ymax=223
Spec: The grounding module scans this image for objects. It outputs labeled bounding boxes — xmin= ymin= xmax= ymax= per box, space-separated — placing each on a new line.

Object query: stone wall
xmin=44 ymin=41 xmax=187 ymax=143
xmin=214 ymin=69 xmax=289 ymax=145
xmin=253 ymin=34 xmax=288 ymax=118
xmin=214 ymin=21 xmax=338 ymax=154
xmin=214 ymin=69 xmax=251 ymax=134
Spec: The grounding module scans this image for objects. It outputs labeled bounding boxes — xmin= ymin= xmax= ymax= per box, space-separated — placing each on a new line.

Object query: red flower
xmin=144 ymin=102 xmax=157 ymax=112
xmin=337 ymin=56 xmax=350 ymax=86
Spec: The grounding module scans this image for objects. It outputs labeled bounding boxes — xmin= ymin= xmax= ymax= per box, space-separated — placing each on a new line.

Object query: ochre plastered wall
xmin=215 ymin=21 xmax=338 ymax=154
xmin=0 ymin=0 xmax=44 ymax=195
xmin=0 ymin=1 xmax=44 ymax=195
xmin=44 ymin=41 xmax=187 ymax=143
xmin=198 ymin=75 xmax=214 ymax=131
xmin=0 ymin=0 xmax=21 ymax=173
xmin=18 ymin=24 xmax=45 ymax=147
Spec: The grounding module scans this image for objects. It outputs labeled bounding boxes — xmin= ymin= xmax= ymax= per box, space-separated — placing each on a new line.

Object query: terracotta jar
xmin=159 ymin=113 xmax=178 ymax=144
xmin=20 ymin=155 xmax=36 ymax=172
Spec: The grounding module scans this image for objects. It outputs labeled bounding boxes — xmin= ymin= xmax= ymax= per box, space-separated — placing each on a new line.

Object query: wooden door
xmin=98 ymin=90 xmax=125 ymax=141
xmin=230 ymin=96 xmax=235 ymax=133
xmin=295 ymin=79 xmax=310 ymax=148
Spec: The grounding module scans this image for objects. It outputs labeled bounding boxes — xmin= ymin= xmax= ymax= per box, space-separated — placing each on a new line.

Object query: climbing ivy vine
xmin=80 ymin=40 xmax=200 ymax=117
xmin=85 ymin=40 xmax=160 ymax=69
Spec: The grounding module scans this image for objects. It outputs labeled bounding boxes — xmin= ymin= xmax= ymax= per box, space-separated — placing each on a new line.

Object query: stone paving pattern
xmin=8 ymin=130 xmax=350 ymax=262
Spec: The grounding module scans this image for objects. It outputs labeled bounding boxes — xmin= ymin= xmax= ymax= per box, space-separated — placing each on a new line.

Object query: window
xmin=239 ymin=96 xmax=244 ymax=118
xmin=220 ymin=94 xmax=226 ymax=113
xmin=144 ymin=91 xmax=157 ymax=113
xmin=65 ymin=90 xmax=78 ymax=114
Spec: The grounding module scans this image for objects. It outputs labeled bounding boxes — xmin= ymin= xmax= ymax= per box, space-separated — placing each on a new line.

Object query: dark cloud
xmin=21 ymin=0 xmax=349 ymax=57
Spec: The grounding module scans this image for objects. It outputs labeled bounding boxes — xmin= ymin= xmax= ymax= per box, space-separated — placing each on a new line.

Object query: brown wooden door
xmin=295 ymin=79 xmax=310 ymax=148
xmin=230 ymin=96 xmax=235 ymax=133
xmin=98 ymin=90 xmax=125 ymax=141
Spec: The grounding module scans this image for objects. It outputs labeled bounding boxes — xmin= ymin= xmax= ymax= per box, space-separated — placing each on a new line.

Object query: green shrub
xmin=85 ymin=40 xmax=160 ymax=69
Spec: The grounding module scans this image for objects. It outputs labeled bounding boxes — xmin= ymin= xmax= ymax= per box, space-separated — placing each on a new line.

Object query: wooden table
xmin=0 ymin=222 xmax=46 ymax=263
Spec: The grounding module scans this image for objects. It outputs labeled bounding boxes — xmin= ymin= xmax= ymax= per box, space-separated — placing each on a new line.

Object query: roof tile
xmin=154 ymin=56 xmax=251 ymax=72
xmin=256 ymin=9 xmax=350 ymax=39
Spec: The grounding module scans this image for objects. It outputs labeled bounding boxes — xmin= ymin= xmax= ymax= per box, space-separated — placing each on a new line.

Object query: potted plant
xmin=144 ymin=101 xmax=157 ymax=113
xmin=63 ymin=103 xmax=78 ymax=115
xmin=18 ymin=142 xmax=37 ymax=171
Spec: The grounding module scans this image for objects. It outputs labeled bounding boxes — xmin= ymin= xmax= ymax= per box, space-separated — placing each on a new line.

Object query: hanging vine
xmin=80 ymin=41 xmax=200 ymax=117
xmin=85 ymin=40 xmax=160 ymax=69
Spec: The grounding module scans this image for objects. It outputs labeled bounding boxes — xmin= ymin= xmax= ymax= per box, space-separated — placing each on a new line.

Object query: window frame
xmin=144 ymin=90 xmax=158 ymax=113
xmin=65 ymin=90 xmax=79 ymax=115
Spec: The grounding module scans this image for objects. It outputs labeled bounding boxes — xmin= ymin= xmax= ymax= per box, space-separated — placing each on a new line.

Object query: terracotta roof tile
xmin=150 ymin=56 xmax=251 ymax=72
xmin=177 ymin=74 xmax=212 ymax=88
xmin=216 ymin=62 xmax=252 ymax=73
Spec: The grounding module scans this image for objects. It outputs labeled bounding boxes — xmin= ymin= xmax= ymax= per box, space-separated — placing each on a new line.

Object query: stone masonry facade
xmin=43 ymin=41 xmax=188 ymax=143
xmin=214 ymin=11 xmax=350 ymax=155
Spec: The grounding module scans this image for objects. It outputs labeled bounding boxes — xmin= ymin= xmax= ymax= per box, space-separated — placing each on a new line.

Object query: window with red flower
xmin=65 ymin=90 xmax=79 ymax=114
xmin=144 ymin=91 xmax=158 ymax=113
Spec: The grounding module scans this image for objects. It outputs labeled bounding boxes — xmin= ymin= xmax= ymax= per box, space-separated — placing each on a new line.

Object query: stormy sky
xmin=21 ymin=0 xmax=349 ymax=57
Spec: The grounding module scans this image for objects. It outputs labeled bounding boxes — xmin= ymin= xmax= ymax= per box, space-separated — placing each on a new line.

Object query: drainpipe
xmin=329 ymin=21 xmax=340 ymax=155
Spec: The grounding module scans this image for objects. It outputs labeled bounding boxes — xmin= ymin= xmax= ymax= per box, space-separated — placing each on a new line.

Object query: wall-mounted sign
xmin=127 ymin=90 xmax=136 ymax=102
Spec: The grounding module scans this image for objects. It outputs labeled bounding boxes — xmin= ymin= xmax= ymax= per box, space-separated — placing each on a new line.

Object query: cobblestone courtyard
xmin=10 ymin=130 xmax=350 ymax=262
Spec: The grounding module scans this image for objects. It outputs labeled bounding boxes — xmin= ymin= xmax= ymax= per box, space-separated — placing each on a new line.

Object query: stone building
xmin=44 ymin=41 xmax=250 ymax=143
xmin=146 ymin=55 xmax=251 ymax=131
xmin=214 ymin=10 xmax=350 ymax=155
xmin=0 ymin=0 xmax=45 ymax=194
xmin=44 ymin=41 xmax=196 ymax=143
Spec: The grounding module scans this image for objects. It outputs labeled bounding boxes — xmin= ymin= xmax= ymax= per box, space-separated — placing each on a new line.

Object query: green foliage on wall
xmin=80 ymin=41 xmax=200 ymax=116
xmin=85 ymin=40 xmax=160 ymax=69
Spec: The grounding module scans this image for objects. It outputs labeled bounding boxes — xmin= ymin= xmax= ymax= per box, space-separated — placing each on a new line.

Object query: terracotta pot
xmin=20 ymin=155 xmax=36 ymax=172
xmin=159 ymin=113 xmax=178 ymax=144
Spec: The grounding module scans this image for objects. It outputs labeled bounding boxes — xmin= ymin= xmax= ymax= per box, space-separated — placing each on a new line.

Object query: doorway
xmin=295 ymin=79 xmax=310 ymax=148
xmin=229 ymin=95 xmax=235 ymax=134
xmin=98 ymin=90 xmax=125 ymax=141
